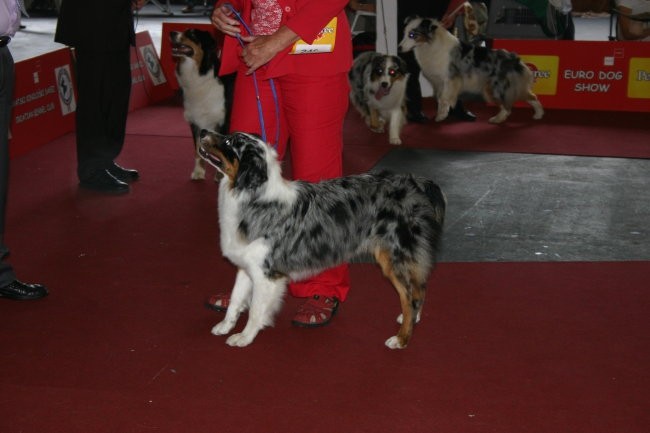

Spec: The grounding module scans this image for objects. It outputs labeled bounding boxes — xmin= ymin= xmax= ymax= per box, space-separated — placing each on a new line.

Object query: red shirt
xmin=216 ymin=0 xmax=352 ymax=78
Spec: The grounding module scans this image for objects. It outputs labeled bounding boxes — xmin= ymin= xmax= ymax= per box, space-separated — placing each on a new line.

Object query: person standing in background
xmin=208 ymin=0 xmax=352 ymax=327
xmin=0 ymin=0 xmax=49 ymax=300
xmin=54 ymin=0 xmax=146 ymax=194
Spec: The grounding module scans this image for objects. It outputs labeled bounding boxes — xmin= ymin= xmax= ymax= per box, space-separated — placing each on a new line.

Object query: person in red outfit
xmin=208 ymin=0 xmax=352 ymax=327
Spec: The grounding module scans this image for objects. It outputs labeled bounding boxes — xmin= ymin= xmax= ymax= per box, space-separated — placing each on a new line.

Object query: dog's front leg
xmin=368 ymin=108 xmax=385 ymax=133
xmin=191 ymin=127 xmax=207 ymax=180
xmin=388 ymin=110 xmax=404 ymax=145
xmin=226 ymin=276 xmax=286 ymax=347
xmin=211 ymin=269 xmax=252 ymax=336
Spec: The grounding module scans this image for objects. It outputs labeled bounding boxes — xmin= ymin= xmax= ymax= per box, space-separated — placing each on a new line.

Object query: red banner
xmin=493 ymin=40 xmax=650 ymax=112
xmin=128 ymin=31 xmax=174 ymax=111
xmin=10 ymin=48 xmax=77 ymax=158
xmin=159 ymin=22 xmax=222 ymax=90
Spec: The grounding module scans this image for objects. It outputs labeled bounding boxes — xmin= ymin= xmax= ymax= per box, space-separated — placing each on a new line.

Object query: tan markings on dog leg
xmin=369 ymin=108 xmax=385 ymax=133
xmin=526 ymin=91 xmax=545 ymax=120
xmin=374 ymin=248 xmax=414 ymax=349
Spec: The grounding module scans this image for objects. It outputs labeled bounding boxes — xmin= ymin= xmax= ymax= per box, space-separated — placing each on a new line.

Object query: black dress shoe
xmin=108 ymin=163 xmax=139 ymax=183
xmin=0 ymin=280 xmax=49 ymax=300
xmin=79 ymin=169 xmax=130 ymax=194
xmin=407 ymin=111 xmax=429 ymax=124
xmin=449 ymin=103 xmax=477 ymax=122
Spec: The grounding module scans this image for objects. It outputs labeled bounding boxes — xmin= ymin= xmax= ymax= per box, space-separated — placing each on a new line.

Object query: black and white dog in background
xmin=170 ymin=28 xmax=232 ymax=180
xmin=349 ymin=52 xmax=409 ymax=145
xmin=399 ymin=16 xmax=544 ymax=124
xmin=198 ymin=130 xmax=446 ymax=349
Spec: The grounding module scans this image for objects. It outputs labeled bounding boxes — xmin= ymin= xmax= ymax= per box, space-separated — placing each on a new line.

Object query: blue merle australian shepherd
xmin=198 ymin=130 xmax=446 ymax=349
xmin=349 ymin=52 xmax=409 ymax=145
xmin=399 ymin=16 xmax=544 ymax=124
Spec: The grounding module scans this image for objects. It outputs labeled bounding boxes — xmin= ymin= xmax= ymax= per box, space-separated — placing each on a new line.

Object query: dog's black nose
xmin=381 ymin=82 xmax=389 ymax=88
xmin=200 ymin=129 xmax=208 ymax=139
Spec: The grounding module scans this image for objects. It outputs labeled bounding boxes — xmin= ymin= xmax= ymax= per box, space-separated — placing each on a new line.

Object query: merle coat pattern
xmin=349 ymin=52 xmax=409 ymax=145
xmin=198 ymin=130 xmax=446 ymax=349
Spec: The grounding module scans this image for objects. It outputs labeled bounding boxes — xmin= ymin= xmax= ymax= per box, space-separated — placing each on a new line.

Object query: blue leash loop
xmin=223 ymin=3 xmax=280 ymax=148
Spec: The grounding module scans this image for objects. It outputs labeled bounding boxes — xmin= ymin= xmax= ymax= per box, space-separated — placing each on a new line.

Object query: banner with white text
xmin=492 ymin=40 xmax=650 ymax=112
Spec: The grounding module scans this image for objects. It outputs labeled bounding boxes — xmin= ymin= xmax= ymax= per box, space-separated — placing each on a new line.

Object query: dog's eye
xmin=375 ymin=68 xmax=383 ymax=74
xmin=388 ymin=69 xmax=397 ymax=76
xmin=408 ymin=31 xmax=416 ymax=39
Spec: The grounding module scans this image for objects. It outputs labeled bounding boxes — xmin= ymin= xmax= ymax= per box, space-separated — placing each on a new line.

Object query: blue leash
xmin=223 ymin=3 xmax=280 ymax=148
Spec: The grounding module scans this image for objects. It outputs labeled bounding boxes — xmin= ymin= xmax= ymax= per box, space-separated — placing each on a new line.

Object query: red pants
xmin=229 ymin=69 xmax=351 ymax=302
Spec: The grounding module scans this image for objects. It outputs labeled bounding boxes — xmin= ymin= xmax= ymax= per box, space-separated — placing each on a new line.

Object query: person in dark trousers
xmin=54 ymin=0 xmax=145 ymax=194
xmin=398 ymin=0 xmax=476 ymax=123
xmin=0 ymin=0 xmax=49 ymax=300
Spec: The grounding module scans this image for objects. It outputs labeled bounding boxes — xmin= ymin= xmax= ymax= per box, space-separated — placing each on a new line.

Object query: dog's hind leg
xmin=488 ymin=104 xmax=511 ymax=124
xmin=527 ymin=91 xmax=544 ymax=120
xmin=374 ymin=248 xmax=416 ymax=349
xmin=211 ymin=269 xmax=253 ymax=336
xmin=226 ymin=275 xmax=286 ymax=347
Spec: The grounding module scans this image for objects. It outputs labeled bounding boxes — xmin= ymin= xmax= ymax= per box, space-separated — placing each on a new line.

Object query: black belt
xmin=0 ymin=36 xmax=10 ymax=48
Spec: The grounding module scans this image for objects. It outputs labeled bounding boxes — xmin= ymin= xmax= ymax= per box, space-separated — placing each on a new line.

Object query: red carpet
xmin=1 ymin=101 xmax=648 ymax=433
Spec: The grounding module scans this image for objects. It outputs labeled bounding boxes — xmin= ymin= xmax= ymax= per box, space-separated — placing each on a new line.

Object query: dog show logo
xmin=55 ymin=65 xmax=76 ymax=115
xmin=521 ymin=55 xmax=558 ymax=96
xmin=139 ymin=44 xmax=167 ymax=86
xmin=627 ymin=57 xmax=650 ymax=99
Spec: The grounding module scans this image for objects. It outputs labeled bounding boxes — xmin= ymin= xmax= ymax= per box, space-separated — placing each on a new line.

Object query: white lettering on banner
xmin=132 ymin=74 xmax=145 ymax=84
xmin=14 ymin=102 xmax=56 ymax=124
xmin=13 ymin=85 xmax=56 ymax=107
xmin=574 ymin=83 xmax=611 ymax=92
xmin=533 ymin=70 xmax=551 ymax=79
xmin=564 ymin=69 xmax=594 ymax=79
xmin=637 ymin=70 xmax=650 ymax=81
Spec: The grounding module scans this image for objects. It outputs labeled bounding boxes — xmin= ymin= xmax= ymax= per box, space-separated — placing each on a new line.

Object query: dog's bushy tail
xmin=412 ymin=176 xmax=446 ymax=254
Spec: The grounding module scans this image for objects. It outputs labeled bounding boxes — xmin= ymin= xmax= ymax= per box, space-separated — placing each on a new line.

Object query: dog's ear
xmin=197 ymin=30 xmax=219 ymax=76
xmin=403 ymin=15 xmax=418 ymax=26
xmin=233 ymin=139 xmax=268 ymax=191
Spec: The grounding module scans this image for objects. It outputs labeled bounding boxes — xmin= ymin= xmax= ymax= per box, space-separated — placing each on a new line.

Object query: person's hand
xmin=239 ymin=35 xmax=281 ymax=74
xmin=211 ymin=4 xmax=241 ymax=37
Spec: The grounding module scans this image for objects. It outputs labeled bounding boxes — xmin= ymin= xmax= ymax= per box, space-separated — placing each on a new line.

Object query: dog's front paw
xmin=191 ymin=168 xmax=206 ymax=180
xmin=226 ymin=332 xmax=254 ymax=347
xmin=435 ymin=112 xmax=449 ymax=122
xmin=211 ymin=320 xmax=234 ymax=336
xmin=389 ymin=136 xmax=402 ymax=145
xmin=385 ymin=336 xmax=407 ymax=349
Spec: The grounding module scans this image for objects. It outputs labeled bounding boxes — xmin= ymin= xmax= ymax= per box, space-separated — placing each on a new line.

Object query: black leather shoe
xmin=79 ymin=169 xmax=130 ymax=194
xmin=0 ymin=280 xmax=49 ymax=300
xmin=449 ymin=103 xmax=477 ymax=122
xmin=407 ymin=111 xmax=429 ymax=124
xmin=108 ymin=163 xmax=139 ymax=183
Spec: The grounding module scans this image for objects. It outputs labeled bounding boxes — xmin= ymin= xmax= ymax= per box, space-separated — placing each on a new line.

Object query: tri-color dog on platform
xmin=399 ymin=16 xmax=544 ymax=124
xmin=170 ymin=28 xmax=228 ymax=180
xmin=349 ymin=52 xmax=409 ymax=145
xmin=198 ymin=130 xmax=446 ymax=349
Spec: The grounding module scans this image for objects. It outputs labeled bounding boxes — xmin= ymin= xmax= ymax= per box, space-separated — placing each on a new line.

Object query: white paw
xmin=435 ymin=113 xmax=448 ymax=122
xmin=191 ymin=167 xmax=206 ymax=180
xmin=396 ymin=311 xmax=421 ymax=324
xmin=226 ymin=332 xmax=253 ymax=347
xmin=211 ymin=321 xmax=234 ymax=336
xmin=389 ymin=137 xmax=402 ymax=145
xmin=533 ymin=112 xmax=544 ymax=120
xmin=385 ymin=336 xmax=406 ymax=349
xmin=488 ymin=116 xmax=505 ymax=124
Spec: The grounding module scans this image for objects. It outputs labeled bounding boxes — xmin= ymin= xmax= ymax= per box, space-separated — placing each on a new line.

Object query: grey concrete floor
xmin=374 ymin=148 xmax=650 ymax=263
